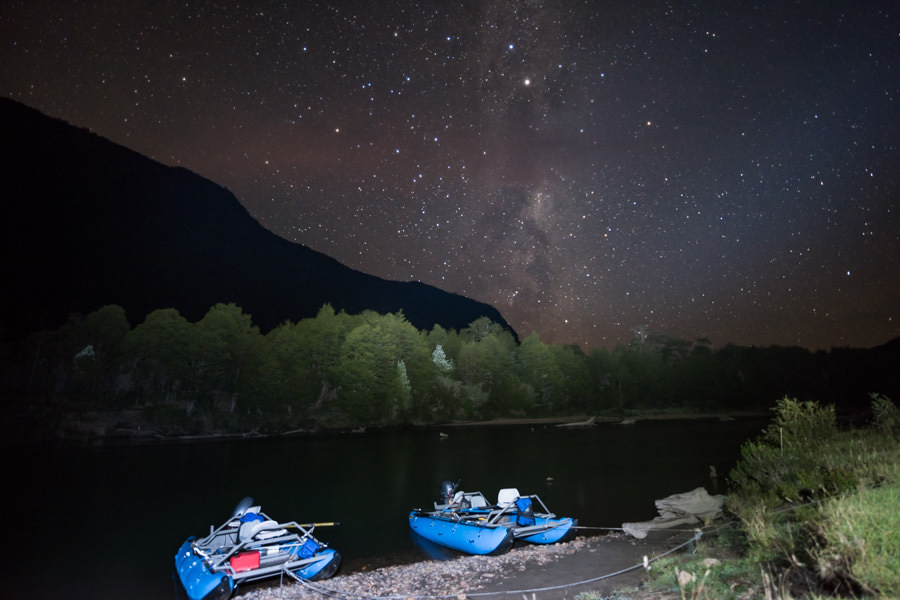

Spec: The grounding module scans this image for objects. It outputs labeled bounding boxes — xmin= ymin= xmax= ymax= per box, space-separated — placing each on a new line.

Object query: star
xmin=1 ymin=0 xmax=897 ymax=350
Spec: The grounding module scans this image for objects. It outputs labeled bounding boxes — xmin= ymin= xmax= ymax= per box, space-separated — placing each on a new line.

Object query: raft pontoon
xmin=408 ymin=481 xmax=576 ymax=555
xmin=174 ymin=497 xmax=340 ymax=600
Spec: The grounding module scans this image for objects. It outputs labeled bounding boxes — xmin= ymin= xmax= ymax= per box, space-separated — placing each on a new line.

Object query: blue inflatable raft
xmin=174 ymin=497 xmax=340 ymax=600
xmin=408 ymin=482 xmax=576 ymax=555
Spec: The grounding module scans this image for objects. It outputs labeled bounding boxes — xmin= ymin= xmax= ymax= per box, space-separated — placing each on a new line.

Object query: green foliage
xmin=813 ymin=481 xmax=900 ymax=597
xmin=431 ymin=344 xmax=453 ymax=374
xmin=332 ymin=322 xmax=390 ymax=423
xmin=193 ymin=303 xmax=260 ymax=415
xmin=252 ymin=322 xmax=316 ymax=421
xmin=396 ymin=360 xmax=411 ymax=398
xmin=765 ymin=397 xmax=837 ymax=449
xmin=727 ymin=396 xmax=900 ymax=596
xmin=584 ymin=347 xmax=620 ymax=412
xmin=728 ymin=399 xmax=856 ymax=565
xmin=324 ymin=311 xmax=431 ymax=425
xmin=635 ymin=397 xmax=900 ymax=600
xmin=518 ymin=332 xmax=562 ymax=414
xmin=645 ymin=553 xmax=761 ymax=600
xmin=551 ymin=344 xmax=593 ymax=414
xmin=16 ymin=304 xmax=898 ymax=445
xmin=126 ymin=307 xmax=197 ymax=409
xmin=871 ymin=392 xmax=900 ymax=435
xmin=27 ymin=305 xmax=131 ymax=401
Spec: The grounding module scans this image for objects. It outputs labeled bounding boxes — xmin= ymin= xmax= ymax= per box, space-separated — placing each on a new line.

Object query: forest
xmin=2 ymin=302 xmax=896 ymax=437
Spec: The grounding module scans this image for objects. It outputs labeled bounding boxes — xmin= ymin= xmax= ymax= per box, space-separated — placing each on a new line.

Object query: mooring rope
xmin=283 ymin=528 xmax=704 ymax=600
xmin=467 ymin=530 xmax=702 ymax=598
xmin=570 ymin=524 xmax=708 ymax=533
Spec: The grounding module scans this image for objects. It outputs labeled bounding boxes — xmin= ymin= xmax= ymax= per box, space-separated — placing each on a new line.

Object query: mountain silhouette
xmin=0 ymin=98 xmax=517 ymax=340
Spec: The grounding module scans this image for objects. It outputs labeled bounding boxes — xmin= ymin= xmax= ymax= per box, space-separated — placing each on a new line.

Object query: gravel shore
xmin=238 ymin=530 xmax=697 ymax=600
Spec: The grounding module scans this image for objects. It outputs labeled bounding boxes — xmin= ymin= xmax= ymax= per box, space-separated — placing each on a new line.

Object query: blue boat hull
xmin=175 ymin=538 xmax=234 ymax=600
xmin=516 ymin=517 xmax=576 ymax=544
xmin=408 ymin=511 xmax=514 ymax=555
xmin=295 ymin=547 xmax=341 ymax=580
xmin=174 ymin=539 xmax=340 ymax=600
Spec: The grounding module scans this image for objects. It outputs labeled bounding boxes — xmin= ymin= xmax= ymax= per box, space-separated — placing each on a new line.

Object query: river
xmin=6 ymin=417 xmax=767 ymax=600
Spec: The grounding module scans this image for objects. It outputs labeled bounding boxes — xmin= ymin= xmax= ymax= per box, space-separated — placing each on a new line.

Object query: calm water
xmin=6 ymin=418 xmax=767 ymax=600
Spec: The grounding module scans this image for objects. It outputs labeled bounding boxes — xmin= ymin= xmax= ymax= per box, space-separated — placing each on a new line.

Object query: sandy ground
xmin=470 ymin=530 xmax=697 ymax=599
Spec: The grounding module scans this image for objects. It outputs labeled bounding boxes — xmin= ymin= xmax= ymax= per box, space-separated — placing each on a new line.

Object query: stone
xmin=677 ymin=570 xmax=695 ymax=586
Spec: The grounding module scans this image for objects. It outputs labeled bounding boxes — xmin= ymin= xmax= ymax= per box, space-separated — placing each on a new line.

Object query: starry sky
xmin=3 ymin=1 xmax=899 ymax=351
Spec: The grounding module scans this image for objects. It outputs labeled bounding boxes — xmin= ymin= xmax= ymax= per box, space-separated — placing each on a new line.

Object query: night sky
xmin=3 ymin=1 xmax=898 ymax=351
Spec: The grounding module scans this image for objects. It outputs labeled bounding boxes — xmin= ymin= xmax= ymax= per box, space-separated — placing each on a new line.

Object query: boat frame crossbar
xmin=436 ymin=491 xmax=566 ymax=538
xmin=191 ymin=512 xmax=331 ymax=584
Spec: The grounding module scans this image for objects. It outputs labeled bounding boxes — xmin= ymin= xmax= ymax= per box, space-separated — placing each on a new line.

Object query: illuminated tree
xmin=432 ymin=344 xmax=453 ymax=374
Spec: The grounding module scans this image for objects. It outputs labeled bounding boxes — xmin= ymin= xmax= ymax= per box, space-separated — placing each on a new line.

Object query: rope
xmin=284 ymin=481 xmax=896 ymax=599
xmin=570 ymin=525 xmax=709 ymax=533
xmin=467 ymin=530 xmax=702 ymax=598
xmin=283 ymin=529 xmax=704 ymax=600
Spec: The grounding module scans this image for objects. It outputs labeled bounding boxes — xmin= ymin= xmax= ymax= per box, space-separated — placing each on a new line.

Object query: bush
xmin=871 ymin=393 xmax=900 ymax=435
xmin=727 ymin=395 xmax=900 ymax=597
xmin=762 ymin=396 xmax=837 ymax=450
xmin=729 ymin=397 xmax=839 ymax=503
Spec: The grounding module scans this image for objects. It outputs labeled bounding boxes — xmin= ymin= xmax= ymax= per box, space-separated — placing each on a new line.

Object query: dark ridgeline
xmin=0 ymin=97 xmax=517 ymax=340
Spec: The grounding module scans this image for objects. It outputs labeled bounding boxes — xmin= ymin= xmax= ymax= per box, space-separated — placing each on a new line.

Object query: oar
xmin=294 ymin=521 xmax=340 ymax=528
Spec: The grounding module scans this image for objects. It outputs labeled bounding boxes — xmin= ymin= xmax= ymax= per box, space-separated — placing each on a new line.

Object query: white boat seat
xmin=452 ymin=491 xmax=489 ymax=509
xmin=497 ymin=488 xmax=520 ymax=508
xmin=254 ymin=527 xmax=288 ymax=540
xmin=239 ymin=519 xmax=286 ymax=542
xmin=468 ymin=494 xmax=489 ymax=509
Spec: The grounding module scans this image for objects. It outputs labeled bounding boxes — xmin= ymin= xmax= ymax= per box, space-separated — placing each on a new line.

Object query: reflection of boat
xmin=174 ymin=497 xmax=340 ymax=600
xmin=408 ymin=482 xmax=576 ymax=555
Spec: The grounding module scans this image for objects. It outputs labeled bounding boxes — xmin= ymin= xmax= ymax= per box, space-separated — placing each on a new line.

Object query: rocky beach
xmin=238 ymin=529 xmax=699 ymax=600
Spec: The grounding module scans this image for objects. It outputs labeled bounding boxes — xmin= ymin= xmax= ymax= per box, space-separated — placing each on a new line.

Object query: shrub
xmin=728 ymin=395 xmax=900 ymax=597
xmin=729 ymin=397 xmax=839 ymax=504
xmin=761 ymin=396 xmax=837 ymax=451
xmin=871 ymin=393 xmax=900 ymax=436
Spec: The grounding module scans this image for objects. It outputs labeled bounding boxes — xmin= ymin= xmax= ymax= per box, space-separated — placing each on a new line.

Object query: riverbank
xmin=445 ymin=410 xmax=770 ymax=428
xmin=238 ymin=530 xmax=701 ymax=600
xmin=3 ymin=404 xmax=771 ymax=445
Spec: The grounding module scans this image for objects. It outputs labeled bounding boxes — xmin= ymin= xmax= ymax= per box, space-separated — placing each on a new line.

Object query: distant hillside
xmin=0 ymin=98 xmax=517 ymax=339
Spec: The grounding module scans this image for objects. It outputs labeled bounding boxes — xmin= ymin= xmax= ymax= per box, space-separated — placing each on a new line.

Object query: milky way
xmin=3 ymin=1 xmax=898 ymax=350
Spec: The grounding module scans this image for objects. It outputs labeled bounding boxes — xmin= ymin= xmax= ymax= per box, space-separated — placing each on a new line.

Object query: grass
xmin=814 ymin=480 xmax=900 ymax=597
xmin=628 ymin=529 xmax=766 ymax=600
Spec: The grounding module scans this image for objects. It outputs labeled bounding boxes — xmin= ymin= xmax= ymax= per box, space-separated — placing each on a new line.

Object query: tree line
xmin=5 ymin=303 xmax=893 ymax=435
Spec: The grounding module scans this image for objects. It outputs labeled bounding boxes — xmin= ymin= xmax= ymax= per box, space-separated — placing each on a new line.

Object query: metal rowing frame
xmin=190 ymin=510 xmax=336 ymax=585
xmin=431 ymin=490 xmax=572 ymax=539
